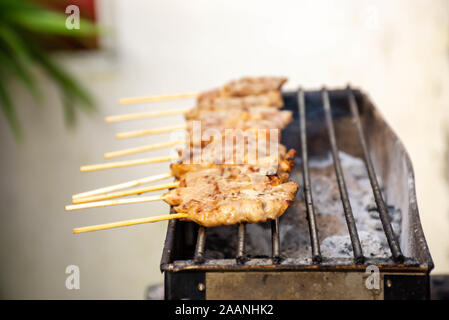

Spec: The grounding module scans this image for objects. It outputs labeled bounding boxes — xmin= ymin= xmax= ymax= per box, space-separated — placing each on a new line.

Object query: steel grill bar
xmin=321 ymin=88 xmax=364 ymax=264
xmin=236 ymin=223 xmax=247 ymax=264
xmin=297 ymin=88 xmax=322 ymax=263
xmin=346 ymin=86 xmax=404 ymax=262
xmin=193 ymin=227 xmax=206 ymax=264
xmin=271 ymin=219 xmax=281 ymax=263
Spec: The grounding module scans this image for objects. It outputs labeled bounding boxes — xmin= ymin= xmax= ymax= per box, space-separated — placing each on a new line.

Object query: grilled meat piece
xmin=184 ymin=115 xmax=292 ymax=148
xmin=196 ymin=76 xmax=287 ymax=109
xmin=163 ymin=169 xmax=298 ymax=227
xmin=197 ymin=90 xmax=284 ymax=110
xmin=174 ymin=139 xmax=288 ymax=175
xmin=171 ymin=148 xmax=295 ymax=181
xmin=171 ymin=154 xmax=283 ymax=178
xmin=221 ymin=76 xmax=287 ymax=97
xmin=182 ymin=110 xmax=292 ymax=153
xmin=185 ymin=107 xmax=292 ymax=128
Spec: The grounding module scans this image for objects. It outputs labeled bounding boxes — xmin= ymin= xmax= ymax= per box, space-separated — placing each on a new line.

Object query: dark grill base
xmin=165 ymin=271 xmax=430 ymax=300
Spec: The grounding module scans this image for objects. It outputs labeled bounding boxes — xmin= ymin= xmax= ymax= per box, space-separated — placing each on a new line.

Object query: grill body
xmin=160 ymin=88 xmax=433 ymax=300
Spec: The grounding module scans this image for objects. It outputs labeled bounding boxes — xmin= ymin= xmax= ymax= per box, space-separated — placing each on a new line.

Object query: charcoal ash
xmin=320 ymin=231 xmax=389 ymax=258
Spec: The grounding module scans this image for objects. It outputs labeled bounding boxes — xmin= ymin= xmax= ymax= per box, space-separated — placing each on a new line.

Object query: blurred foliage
xmin=0 ymin=0 xmax=100 ymax=140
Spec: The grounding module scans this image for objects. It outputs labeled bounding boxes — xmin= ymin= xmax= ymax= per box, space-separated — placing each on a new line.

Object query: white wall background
xmin=0 ymin=0 xmax=448 ymax=299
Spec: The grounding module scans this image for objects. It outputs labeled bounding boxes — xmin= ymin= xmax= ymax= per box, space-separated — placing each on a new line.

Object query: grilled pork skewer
xmin=119 ymin=76 xmax=287 ymax=105
xmin=71 ymin=76 xmax=297 ymax=233
xmin=70 ymin=148 xmax=295 ymax=203
xmin=165 ymin=175 xmax=298 ymax=227
xmin=81 ymin=135 xmax=287 ymax=172
xmin=105 ymin=76 xmax=289 ymax=161
xmin=68 ymin=150 xmax=298 ymax=228
xmin=107 ymin=92 xmax=285 ymax=123
xmin=69 ymin=148 xmax=294 ymax=203
xmin=115 ymin=108 xmax=292 ymax=139
xmin=84 ymin=109 xmax=292 ymax=171
xmin=114 ymin=79 xmax=287 ymax=125
xmin=73 ymin=147 xmax=295 ymax=202
xmin=106 ymin=107 xmax=291 ymax=159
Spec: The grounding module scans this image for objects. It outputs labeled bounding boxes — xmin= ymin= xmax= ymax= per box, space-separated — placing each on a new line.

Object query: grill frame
xmin=160 ymin=87 xmax=433 ymax=299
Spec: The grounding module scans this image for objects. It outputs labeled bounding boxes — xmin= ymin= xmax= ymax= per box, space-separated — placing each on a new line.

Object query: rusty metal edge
xmin=161 ymin=256 xmax=427 ymax=273
xmin=361 ymin=91 xmax=434 ymax=272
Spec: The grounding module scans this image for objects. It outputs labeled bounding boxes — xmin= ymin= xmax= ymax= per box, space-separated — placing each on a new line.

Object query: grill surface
xmin=160 ymin=87 xmax=434 ymax=300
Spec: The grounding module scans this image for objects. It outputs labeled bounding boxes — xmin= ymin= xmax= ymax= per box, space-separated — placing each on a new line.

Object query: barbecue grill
xmin=160 ymin=86 xmax=434 ymax=300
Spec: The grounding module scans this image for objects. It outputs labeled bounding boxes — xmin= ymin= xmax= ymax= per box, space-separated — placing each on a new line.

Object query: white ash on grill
xmin=203 ymin=151 xmax=402 ymax=260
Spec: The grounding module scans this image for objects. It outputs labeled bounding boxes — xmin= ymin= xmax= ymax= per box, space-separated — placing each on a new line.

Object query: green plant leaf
xmin=0 ymin=74 xmax=22 ymax=140
xmin=0 ymin=27 xmax=41 ymax=101
xmin=0 ymin=0 xmax=101 ymax=140
xmin=0 ymin=50 xmax=41 ymax=102
xmin=25 ymin=38 xmax=96 ymax=120
xmin=0 ymin=0 xmax=36 ymax=12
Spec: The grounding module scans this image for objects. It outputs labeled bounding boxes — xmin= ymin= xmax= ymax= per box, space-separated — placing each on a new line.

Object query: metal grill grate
xmin=160 ymin=87 xmax=432 ymax=273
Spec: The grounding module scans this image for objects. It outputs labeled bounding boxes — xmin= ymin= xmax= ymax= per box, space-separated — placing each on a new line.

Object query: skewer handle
xmin=119 ymin=92 xmax=199 ymax=105
xmin=80 ymin=155 xmax=177 ymax=172
xmin=73 ymin=213 xmax=189 ymax=233
xmin=105 ymin=108 xmax=190 ymax=122
xmin=104 ymin=140 xmax=185 ymax=159
xmin=66 ymin=194 xmax=165 ymax=211
xmin=72 ymin=172 xmax=173 ymax=200
xmin=73 ymin=181 xmax=179 ymax=204
xmin=116 ymin=124 xmax=187 ymax=139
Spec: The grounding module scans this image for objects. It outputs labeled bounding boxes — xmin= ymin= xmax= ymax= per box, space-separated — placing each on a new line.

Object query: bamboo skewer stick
xmin=72 ymin=181 xmax=180 ymax=204
xmin=80 ymin=155 xmax=178 ymax=172
xmin=72 ymin=172 xmax=173 ymax=200
xmin=66 ymin=194 xmax=166 ymax=211
xmin=119 ymin=92 xmax=199 ymax=105
xmin=73 ymin=213 xmax=189 ymax=233
xmin=116 ymin=124 xmax=187 ymax=139
xmin=105 ymin=108 xmax=191 ymax=123
xmin=104 ymin=139 xmax=185 ymax=159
